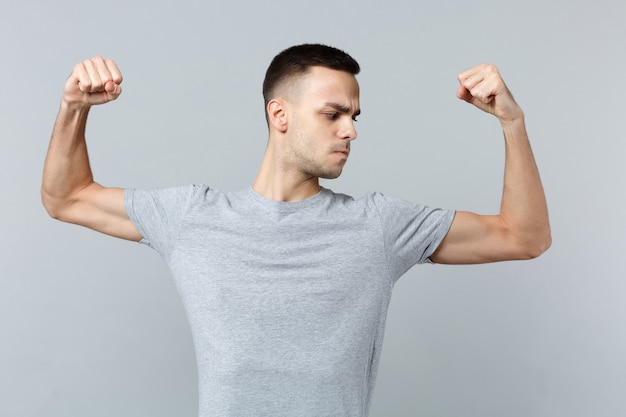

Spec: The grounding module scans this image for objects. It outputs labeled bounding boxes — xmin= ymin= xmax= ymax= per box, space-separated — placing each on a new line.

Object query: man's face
xmin=284 ymin=66 xmax=360 ymax=180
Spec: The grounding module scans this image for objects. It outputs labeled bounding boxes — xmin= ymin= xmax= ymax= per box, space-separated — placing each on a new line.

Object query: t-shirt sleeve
xmin=371 ymin=192 xmax=455 ymax=280
xmin=124 ymin=185 xmax=200 ymax=258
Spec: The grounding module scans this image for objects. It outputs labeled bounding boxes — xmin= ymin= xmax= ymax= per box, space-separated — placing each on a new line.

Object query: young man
xmin=42 ymin=44 xmax=550 ymax=416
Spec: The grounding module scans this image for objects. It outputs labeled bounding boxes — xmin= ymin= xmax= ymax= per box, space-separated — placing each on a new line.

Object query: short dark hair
xmin=262 ymin=44 xmax=360 ymax=108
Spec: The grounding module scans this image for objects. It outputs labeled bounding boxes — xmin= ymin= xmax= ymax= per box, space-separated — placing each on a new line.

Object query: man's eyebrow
xmin=325 ymin=103 xmax=361 ymax=117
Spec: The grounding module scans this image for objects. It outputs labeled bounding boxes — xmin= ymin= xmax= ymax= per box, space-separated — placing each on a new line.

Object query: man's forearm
xmin=499 ymin=116 xmax=551 ymax=256
xmin=41 ymin=101 xmax=96 ymax=218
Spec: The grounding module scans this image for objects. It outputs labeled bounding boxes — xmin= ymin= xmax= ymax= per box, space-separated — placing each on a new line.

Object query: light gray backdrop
xmin=2 ymin=0 xmax=625 ymax=416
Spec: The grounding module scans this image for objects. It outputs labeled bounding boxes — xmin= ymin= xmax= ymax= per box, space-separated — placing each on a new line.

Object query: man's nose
xmin=340 ymin=119 xmax=357 ymax=141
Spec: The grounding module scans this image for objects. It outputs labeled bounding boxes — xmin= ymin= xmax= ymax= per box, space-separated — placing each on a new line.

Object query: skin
xmin=42 ymin=57 xmax=551 ymax=263
xmin=432 ymin=64 xmax=551 ymax=263
xmin=42 ymin=57 xmax=141 ymax=241
xmin=253 ymin=66 xmax=360 ymax=201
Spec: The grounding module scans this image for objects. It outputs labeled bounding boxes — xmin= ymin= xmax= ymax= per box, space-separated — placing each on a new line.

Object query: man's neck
xmin=253 ymin=150 xmax=321 ymax=202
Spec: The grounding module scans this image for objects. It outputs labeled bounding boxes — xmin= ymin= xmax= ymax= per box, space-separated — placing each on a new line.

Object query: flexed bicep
xmin=60 ymin=184 xmax=143 ymax=242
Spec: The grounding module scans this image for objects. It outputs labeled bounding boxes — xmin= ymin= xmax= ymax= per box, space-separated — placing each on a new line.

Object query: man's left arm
xmin=430 ymin=64 xmax=551 ymax=264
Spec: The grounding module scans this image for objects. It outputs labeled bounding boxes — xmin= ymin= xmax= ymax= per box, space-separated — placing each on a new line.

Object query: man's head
xmin=263 ymin=44 xmax=360 ymax=114
xmin=262 ymin=44 xmax=361 ymax=181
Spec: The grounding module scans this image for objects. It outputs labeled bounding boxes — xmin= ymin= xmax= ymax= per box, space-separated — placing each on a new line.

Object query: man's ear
xmin=267 ymin=99 xmax=288 ymax=133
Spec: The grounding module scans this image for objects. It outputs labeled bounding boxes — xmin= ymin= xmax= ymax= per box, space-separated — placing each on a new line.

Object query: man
xmin=42 ymin=44 xmax=550 ymax=416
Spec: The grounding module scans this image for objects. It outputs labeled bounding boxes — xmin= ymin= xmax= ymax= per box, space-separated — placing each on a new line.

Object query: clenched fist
xmin=457 ymin=64 xmax=523 ymax=122
xmin=63 ymin=56 xmax=122 ymax=108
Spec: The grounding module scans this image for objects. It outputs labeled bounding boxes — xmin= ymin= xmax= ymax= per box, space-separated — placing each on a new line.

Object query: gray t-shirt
xmin=124 ymin=185 xmax=454 ymax=417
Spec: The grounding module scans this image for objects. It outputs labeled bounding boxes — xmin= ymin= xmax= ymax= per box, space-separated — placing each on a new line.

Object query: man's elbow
xmin=41 ymin=190 xmax=71 ymax=222
xmin=520 ymin=231 xmax=552 ymax=260
xmin=42 ymin=201 xmax=64 ymax=221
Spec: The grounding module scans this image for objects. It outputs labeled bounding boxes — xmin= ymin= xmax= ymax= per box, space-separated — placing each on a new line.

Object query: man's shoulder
xmin=320 ymin=187 xmax=391 ymax=215
xmin=323 ymin=188 xmax=404 ymax=208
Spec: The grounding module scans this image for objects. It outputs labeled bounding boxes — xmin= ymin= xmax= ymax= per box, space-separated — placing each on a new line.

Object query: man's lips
xmin=333 ymin=148 xmax=350 ymax=157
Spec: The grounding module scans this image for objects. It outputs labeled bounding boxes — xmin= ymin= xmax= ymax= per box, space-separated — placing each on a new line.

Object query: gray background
xmin=2 ymin=0 xmax=625 ymax=416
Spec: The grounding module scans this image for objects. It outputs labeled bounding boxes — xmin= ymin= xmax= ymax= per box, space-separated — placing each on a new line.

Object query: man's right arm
xmin=41 ymin=56 xmax=142 ymax=242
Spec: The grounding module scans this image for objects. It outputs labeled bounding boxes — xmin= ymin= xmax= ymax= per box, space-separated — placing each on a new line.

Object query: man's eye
xmin=326 ymin=113 xmax=339 ymax=120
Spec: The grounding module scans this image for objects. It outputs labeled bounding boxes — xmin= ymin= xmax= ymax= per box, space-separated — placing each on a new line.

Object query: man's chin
xmin=318 ymin=169 xmax=343 ymax=180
